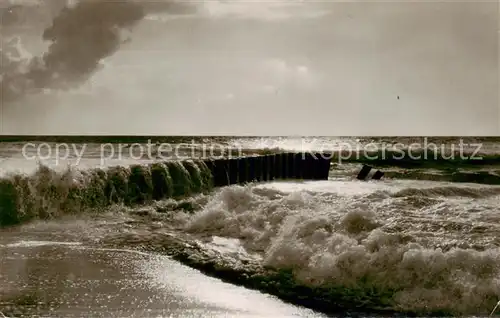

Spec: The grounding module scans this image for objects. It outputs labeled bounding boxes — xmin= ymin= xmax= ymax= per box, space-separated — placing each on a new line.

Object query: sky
xmin=1 ymin=0 xmax=498 ymax=136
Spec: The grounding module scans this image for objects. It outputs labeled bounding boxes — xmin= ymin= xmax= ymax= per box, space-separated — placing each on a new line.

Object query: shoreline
xmin=97 ymin=227 xmax=459 ymax=318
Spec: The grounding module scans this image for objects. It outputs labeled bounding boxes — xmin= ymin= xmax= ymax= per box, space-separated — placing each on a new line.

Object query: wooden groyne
xmin=356 ymin=164 xmax=384 ymax=181
xmin=0 ymin=152 xmax=332 ymax=226
xmin=204 ymin=152 xmax=332 ymax=187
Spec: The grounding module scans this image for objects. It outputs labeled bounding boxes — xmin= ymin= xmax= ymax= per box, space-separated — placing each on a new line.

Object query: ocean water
xmin=1 ymin=137 xmax=500 ymax=317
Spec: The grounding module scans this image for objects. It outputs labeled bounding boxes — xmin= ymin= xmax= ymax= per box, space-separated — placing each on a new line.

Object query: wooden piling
xmin=274 ymin=153 xmax=283 ymax=180
xmin=254 ymin=156 xmax=264 ymax=182
xmin=262 ymin=155 xmax=270 ymax=181
xmin=318 ymin=153 xmax=332 ymax=180
xmin=248 ymin=156 xmax=264 ymax=182
xmin=372 ymin=170 xmax=384 ymax=180
xmin=357 ymin=164 xmax=372 ymax=181
xmin=212 ymin=159 xmax=230 ymax=186
xmin=228 ymin=158 xmax=239 ymax=185
xmin=204 ymin=159 xmax=216 ymax=182
xmin=238 ymin=157 xmax=249 ymax=184
xmin=293 ymin=152 xmax=304 ymax=179
xmin=285 ymin=152 xmax=295 ymax=179
xmin=301 ymin=153 xmax=309 ymax=180
xmin=267 ymin=154 xmax=276 ymax=181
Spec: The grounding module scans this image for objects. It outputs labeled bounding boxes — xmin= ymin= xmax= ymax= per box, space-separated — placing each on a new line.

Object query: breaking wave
xmin=391 ymin=186 xmax=500 ymax=199
xmin=181 ymin=183 xmax=500 ymax=315
xmin=0 ymin=160 xmax=212 ymax=226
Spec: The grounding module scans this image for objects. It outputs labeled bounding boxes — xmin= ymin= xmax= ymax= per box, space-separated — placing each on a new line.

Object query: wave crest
xmin=392 ymin=186 xmax=500 ymax=199
xmin=0 ymin=160 xmax=212 ymax=226
xmin=184 ymin=184 xmax=500 ymax=315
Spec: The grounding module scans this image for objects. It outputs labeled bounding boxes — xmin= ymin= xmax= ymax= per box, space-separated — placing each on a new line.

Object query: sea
xmin=1 ymin=137 xmax=500 ymax=317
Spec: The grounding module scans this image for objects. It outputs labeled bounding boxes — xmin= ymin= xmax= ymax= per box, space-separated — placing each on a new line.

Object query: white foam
xmin=256 ymin=179 xmax=498 ymax=198
xmin=196 ymin=236 xmax=261 ymax=262
xmin=185 ymin=181 xmax=500 ymax=313
xmin=5 ymin=240 xmax=82 ymax=248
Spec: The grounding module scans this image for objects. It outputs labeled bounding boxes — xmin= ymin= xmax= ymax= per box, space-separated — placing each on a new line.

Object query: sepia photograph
xmin=1 ymin=0 xmax=499 ymax=317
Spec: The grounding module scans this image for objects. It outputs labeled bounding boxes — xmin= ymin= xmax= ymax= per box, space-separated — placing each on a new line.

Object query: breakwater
xmin=206 ymin=153 xmax=331 ymax=187
xmin=0 ymin=153 xmax=332 ymax=227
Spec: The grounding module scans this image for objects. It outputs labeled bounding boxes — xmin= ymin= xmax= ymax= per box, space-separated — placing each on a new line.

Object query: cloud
xmin=0 ymin=0 xmax=200 ymax=104
xmin=200 ymin=0 xmax=329 ymax=21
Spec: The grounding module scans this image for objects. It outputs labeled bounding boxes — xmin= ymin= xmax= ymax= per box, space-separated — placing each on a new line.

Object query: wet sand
xmin=0 ymin=235 xmax=326 ymax=318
